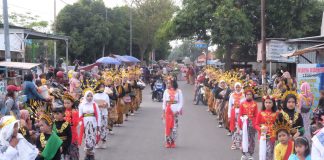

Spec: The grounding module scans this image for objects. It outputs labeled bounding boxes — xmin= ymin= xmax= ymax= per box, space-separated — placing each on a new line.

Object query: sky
xmin=0 ymin=0 xmax=128 ymax=25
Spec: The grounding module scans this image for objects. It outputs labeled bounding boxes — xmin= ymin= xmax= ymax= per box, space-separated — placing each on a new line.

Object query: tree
xmin=168 ymin=39 xmax=201 ymax=61
xmin=211 ymin=0 xmax=253 ymax=70
xmin=132 ymin=0 xmax=177 ymax=61
xmin=55 ymin=0 xmax=110 ymax=63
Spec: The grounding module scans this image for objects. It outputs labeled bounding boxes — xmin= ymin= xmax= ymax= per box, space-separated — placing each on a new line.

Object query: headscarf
xmin=0 ymin=116 xmax=19 ymax=146
xmin=81 ymin=90 xmax=94 ymax=105
xmin=234 ymin=82 xmax=242 ymax=93
xmin=300 ymin=82 xmax=313 ymax=98
xmin=282 ymin=71 xmax=291 ymax=79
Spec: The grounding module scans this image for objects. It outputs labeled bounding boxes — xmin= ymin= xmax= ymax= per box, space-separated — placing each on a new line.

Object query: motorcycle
xmin=195 ymin=83 xmax=207 ymax=105
xmin=152 ymin=79 xmax=165 ymax=102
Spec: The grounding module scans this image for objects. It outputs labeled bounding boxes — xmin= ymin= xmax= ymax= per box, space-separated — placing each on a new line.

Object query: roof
xmin=0 ymin=23 xmax=69 ymax=41
xmin=284 ymin=43 xmax=324 ymax=57
xmin=0 ymin=61 xmax=40 ymax=69
xmin=288 ymin=35 xmax=324 ymax=43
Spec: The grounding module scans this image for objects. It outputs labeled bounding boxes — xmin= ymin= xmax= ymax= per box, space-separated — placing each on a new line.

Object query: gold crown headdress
xmin=272 ymin=121 xmax=292 ymax=138
xmin=83 ymin=87 xmax=94 ymax=95
xmin=39 ymin=114 xmax=53 ymax=126
xmin=62 ymin=93 xmax=75 ymax=102
xmin=281 ymin=90 xmax=299 ymax=102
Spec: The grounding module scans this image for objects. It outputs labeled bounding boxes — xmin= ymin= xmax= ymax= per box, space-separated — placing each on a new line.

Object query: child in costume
xmin=288 ymin=137 xmax=311 ymax=160
xmin=53 ymin=107 xmax=72 ymax=160
xmin=36 ymin=114 xmax=63 ymax=160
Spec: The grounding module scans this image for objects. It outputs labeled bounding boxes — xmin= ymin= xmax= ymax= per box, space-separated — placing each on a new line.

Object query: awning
xmin=284 ymin=43 xmax=324 ymax=57
xmin=0 ymin=61 xmax=40 ymax=69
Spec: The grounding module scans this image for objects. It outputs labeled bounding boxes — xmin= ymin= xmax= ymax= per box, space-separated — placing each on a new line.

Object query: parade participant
xmin=69 ymin=72 xmax=81 ymax=93
xmin=214 ymin=80 xmax=226 ymax=128
xmin=94 ymin=82 xmax=110 ymax=149
xmin=0 ymin=116 xmax=38 ymax=160
xmin=53 ymin=107 xmax=72 ymax=160
xmin=104 ymin=73 xmax=117 ymax=135
xmin=2 ymin=85 xmax=21 ymax=118
xmin=114 ymin=75 xmax=126 ymax=126
xmin=36 ymin=114 xmax=63 ymax=160
xmin=162 ymin=79 xmax=183 ymax=148
xmin=311 ymin=108 xmax=324 ymax=159
xmin=39 ymin=79 xmax=49 ymax=99
xmin=129 ymin=71 xmax=138 ymax=116
xmin=223 ymin=81 xmax=233 ymax=134
xmin=78 ymin=90 xmax=101 ymax=160
xmin=19 ymin=110 xmax=34 ymax=144
xmin=255 ymin=95 xmax=278 ymax=160
xmin=63 ymin=93 xmax=79 ymax=159
xmin=277 ymin=91 xmax=304 ymax=138
xmin=298 ymin=82 xmax=314 ymax=141
xmin=288 ymin=137 xmax=311 ymax=160
xmin=238 ymin=86 xmax=258 ymax=160
xmin=273 ymin=122 xmax=294 ymax=160
xmin=71 ymin=87 xmax=82 ymax=107
xmin=122 ymin=71 xmax=132 ymax=121
xmin=228 ymin=82 xmax=245 ymax=148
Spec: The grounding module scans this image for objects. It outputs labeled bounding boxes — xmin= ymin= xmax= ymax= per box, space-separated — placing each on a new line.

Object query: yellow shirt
xmin=274 ymin=142 xmax=294 ymax=160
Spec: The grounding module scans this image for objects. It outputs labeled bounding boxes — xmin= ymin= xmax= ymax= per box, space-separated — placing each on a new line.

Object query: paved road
xmin=83 ymin=81 xmax=259 ymax=160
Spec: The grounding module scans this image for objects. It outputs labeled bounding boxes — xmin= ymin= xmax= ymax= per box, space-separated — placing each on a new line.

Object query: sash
xmin=241 ymin=115 xmax=249 ymax=153
xmin=283 ymin=140 xmax=293 ymax=160
xmin=78 ymin=103 xmax=99 ymax=145
xmin=259 ymin=132 xmax=267 ymax=160
xmin=41 ymin=132 xmax=63 ymax=160
xmin=165 ymin=89 xmax=175 ymax=137
xmin=229 ymin=108 xmax=236 ymax=132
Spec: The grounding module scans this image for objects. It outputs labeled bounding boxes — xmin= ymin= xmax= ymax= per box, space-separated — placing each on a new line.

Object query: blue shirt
xmin=288 ymin=154 xmax=311 ymax=160
xmin=22 ymin=81 xmax=45 ymax=101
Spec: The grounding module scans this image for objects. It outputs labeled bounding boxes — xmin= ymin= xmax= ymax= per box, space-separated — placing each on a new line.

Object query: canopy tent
xmin=0 ymin=61 xmax=40 ymax=70
xmin=122 ymin=55 xmax=140 ymax=63
xmin=113 ymin=55 xmax=131 ymax=63
xmin=96 ymin=57 xmax=121 ymax=65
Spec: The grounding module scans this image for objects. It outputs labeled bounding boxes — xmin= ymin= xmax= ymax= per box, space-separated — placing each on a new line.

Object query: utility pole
xmin=129 ymin=1 xmax=133 ymax=56
xmin=102 ymin=8 xmax=107 ymax=57
xmin=54 ymin=0 xmax=57 ymax=68
xmin=261 ymin=0 xmax=267 ymax=84
xmin=3 ymin=0 xmax=11 ymax=62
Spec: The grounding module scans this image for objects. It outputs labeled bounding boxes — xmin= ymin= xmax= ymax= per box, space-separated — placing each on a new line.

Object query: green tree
xmin=55 ymin=0 xmax=110 ymax=63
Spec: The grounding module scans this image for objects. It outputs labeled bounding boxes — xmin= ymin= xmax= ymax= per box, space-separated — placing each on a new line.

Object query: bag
xmin=123 ymin=96 xmax=131 ymax=103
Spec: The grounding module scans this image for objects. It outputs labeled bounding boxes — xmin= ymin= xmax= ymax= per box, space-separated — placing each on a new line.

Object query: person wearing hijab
xmin=78 ymin=90 xmax=101 ymax=160
xmin=162 ymin=79 xmax=184 ymax=148
xmin=0 ymin=116 xmax=38 ymax=160
xmin=94 ymin=83 xmax=110 ymax=149
xmin=69 ymin=72 xmax=81 ymax=93
xmin=298 ymin=82 xmax=314 ymax=141
xmin=228 ymin=82 xmax=245 ymax=149
xmin=276 ymin=93 xmax=304 ymax=138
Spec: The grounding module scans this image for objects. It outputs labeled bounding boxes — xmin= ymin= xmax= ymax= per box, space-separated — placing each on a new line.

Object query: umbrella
xmin=122 ymin=55 xmax=141 ymax=63
xmin=96 ymin=57 xmax=121 ymax=65
xmin=113 ymin=55 xmax=131 ymax=63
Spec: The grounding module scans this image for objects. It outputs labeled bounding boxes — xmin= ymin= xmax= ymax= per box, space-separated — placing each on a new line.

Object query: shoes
xmin=241 ymin=155 xmax=247 ymax=160
xmin=231 ymin=145 xmax=237 ymax=150
xmin=130 ymin=113 xmax=135 ymax=116
xmin=248 ymin=156 xmax=253 ymax=160
xmin=171 ymin=142 xmax=176 ymax=148
xmin=165 ymin=143 xmax=171 ymax=148
xmin=227 ymin=132 xmax=232 ymax=136
xmin=218 ymin=124 xmax=223 ymax=128
xmin=109 ymin=131 xmax=114 ymax=135
xmin=95 ymin=141 xmax=102 ymax=149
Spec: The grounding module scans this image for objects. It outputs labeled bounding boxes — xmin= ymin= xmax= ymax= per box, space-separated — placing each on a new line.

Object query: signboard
xmin=296 ymin=64 xmax=324 ymax=110
xmin=257 ymin=40 xmax=297 ymax=63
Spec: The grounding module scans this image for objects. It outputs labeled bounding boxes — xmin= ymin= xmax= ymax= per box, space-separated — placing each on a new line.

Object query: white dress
xmin=162 ymin=89 xmax=184 ymax=113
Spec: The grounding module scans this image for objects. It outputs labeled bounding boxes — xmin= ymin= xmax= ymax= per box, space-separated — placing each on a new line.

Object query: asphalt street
xmin=81 ymin=81 xmax=259 ymax=160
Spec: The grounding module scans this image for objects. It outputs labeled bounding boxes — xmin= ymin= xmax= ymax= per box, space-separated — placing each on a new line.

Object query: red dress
xmin=238 ymin=100 xmax=258 ymax=129
xmin=65 ymin=108 xmax=79 ymax=143
xmin=229 ymin=92 xmax=244 ymax=132
xmin=254 ymin=110 xmax=278 ymax=142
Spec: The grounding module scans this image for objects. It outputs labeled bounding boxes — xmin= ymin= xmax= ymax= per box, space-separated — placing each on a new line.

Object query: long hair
xmin=293 ymin=136 xmax=310 ymax=157
xmin=171 ymin=80 xmax=178 ymax=90
xmin=261 ymin=98 xmax=277 ymax=112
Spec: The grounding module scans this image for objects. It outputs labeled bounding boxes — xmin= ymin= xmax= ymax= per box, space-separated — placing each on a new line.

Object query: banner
xmin=296 ymin=64 xmax=324 ymax=110
xmin=257 ymin=40 xmax=297 ymax=63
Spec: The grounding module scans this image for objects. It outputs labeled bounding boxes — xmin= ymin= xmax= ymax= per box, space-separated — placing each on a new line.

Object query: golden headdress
xmin=83 ymin=87 xmax=94 ymax=95
xmin=272 ymin=121 xmax=292 ymax=138
xmin=39 ymin=113 xmax=53 ymax=126
xmin=62 ymin=93 xmax=75 ymax=102
xmin=281 ymin=89 xmax=299 ymax=102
